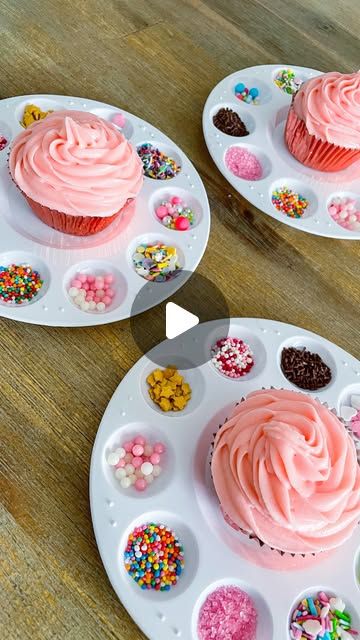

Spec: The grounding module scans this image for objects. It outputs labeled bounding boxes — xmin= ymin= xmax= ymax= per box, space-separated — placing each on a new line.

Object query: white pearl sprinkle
xmin=97 ymin=302 xmax=106 ymax=311
xmin=141 ymin=461 xmax=153 ymax=476
xmin=80 ymin=301 xmax=90 ymax=312
xmin=120 ymin=476 xmax=131 ymax=489
xmin=125 ymin=463 xmax=135 ymax=475
xmin=88 ymin=300 xmax=96 ymax=311
xmin=69 ymin=287 xmax=79 ymax=297
xmin=107 ymin=451 xmax=120 ymax=466
xmin=152 ymin=465 xmax=162 ymax=477
xmin=145 ymin=474 xmax=154 ymax=484
xmin=115 ymin=467 xmax=126 ymax=479
xmin=115 ymin=447 xmax=126 ymax=459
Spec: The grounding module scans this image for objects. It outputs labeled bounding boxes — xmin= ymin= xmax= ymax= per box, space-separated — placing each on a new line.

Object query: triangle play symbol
xmin=166 ymin=302 xmax=199 ymax=340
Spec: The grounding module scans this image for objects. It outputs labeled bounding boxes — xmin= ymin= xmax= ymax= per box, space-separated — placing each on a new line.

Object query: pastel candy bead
xmin=107 ymin=451 xmax=120 ymax=466
xmin=135 ymin=478 xmax=147 ymax=492
xmin=135 ymin=469 xmax=143 ymax=478
xmin=152 ymin=465 xmax=162 ymax=477
xmin=120 ymin=476 xmax=131 ymax=489
xmin=124 ymin=453 xmax=133 ymax=463
xmin=102 ymin=296 xmax=112 ymax=306
xmin=141 ymin=461 xmax=153 ymax=476
xmin=115 ymin=458 xmax=126 ymax=469
xmin=145 ymin=474 xmax=154 ymax=484
xmin=134 ymin=435 xmax=146 ymax=446
xmin=132 ymin=444 xmax=144 ymax=456
xmin=171 ymin=196 xmax=182 ymax=205
xmin=129 ymin=474 xmax=137 ymax=485
xmin=115 ymin=447 xmax=126 ymax=459
xmin=88 ymin=301 xmax=96 ymax=311
xmin=150 ymin=453 xmax=161 ymax=465
xmin=132 ymin=456 xmax=143 ymax=469
xmin=125 ymin=463 xmax=135 ymax=475
xmin=112 ymin=112 xmax=126 ymax=128
xmin=144 ymin=444 xmax=153 ymax=456
xmin=115 ymin=467 xmax=127 ymax=480
xmin=154 ymin=442 xmax=165 ymax=454
xmin=106 ymin=288 xmax=115 ymax=298
xmin=69 ymin=287 xmax=79 ymax=297
xmin=71 ymin=279 xmax=82 ymax=288
xmin=104 ymin=273 xmax=114 ymax=284
xmin=156 ymin=205 xmax=168 ymax=219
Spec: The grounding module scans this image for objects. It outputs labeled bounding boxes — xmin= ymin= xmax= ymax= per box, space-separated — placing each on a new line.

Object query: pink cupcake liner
xmin=285 ymin=105 xmax=360 ymax=172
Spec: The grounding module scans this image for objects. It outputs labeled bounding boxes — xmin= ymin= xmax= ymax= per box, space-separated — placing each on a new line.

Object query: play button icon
xmin=166 ymin=302 xmax=199 ymax=339
xmin=130 ymin=270 xmax=230 ymax=369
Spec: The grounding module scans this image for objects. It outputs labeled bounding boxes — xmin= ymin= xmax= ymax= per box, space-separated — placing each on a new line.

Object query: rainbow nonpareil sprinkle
xmin=0 ymin=264 xmax=43 ymax=304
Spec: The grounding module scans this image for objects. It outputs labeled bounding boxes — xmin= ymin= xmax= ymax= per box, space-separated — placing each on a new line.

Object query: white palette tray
xmin=203 ymin=64 xmax=360 ymax=239
xmin=90 ymin=318 xmax=360 ymax=640
xmin=0 ymin=94 xmax=210 ymax=326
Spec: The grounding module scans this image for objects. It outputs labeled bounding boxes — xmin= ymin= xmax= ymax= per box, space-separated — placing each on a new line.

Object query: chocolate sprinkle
xmin=281 ymin=346 xmax=332 ymax=390
xmin=213 ymin=108 xmax=249 ymax=137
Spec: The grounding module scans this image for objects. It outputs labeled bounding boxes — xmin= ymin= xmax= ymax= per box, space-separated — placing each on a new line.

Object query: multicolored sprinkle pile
xmin=21 ymin=103 xmax=53 ymax=128
xmin=0 ymin=264 xmax=43 ymax=304
xmin=211 ymin=337 xmax=254 ymax=379
xmin=272 ymin=187 xmax=309 ymax=218
xmin=137 ymin=143 xmax=181 ymax=179
xmin=274 ymin=68 xmax=303 ymax=95
xmin=0 ymin=135 xmax=8 ymax=151
xmin=124 ymin=523 xmax=184 ymax=591
xmin=155 ymin=195 xmax=195 ymax=230
xmin=107 ymin=435 xmax=165 ymax=492
xmin=132 ymin=243 xmax=181 ymax=281
xmin=234 ymin=82 xmax=260 ymax=105
xmin=328 ymin=196 xmax=360 ymax=232
xmin=290 ymin=591 xmax=358 ymax=640
xmin=68 ymin=272 xmax=116 ymax=312
xmin=198 ymin=585 xmax=258 ymax=640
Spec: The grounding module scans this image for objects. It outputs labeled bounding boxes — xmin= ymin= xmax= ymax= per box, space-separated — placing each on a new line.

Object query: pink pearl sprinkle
xmin=94 ymin=296 xmax=100 ymax=303
xmin=112 ymin=112 xmax=126 ymax=128
xmin=83 ymin=282 xmax=89 ymax=291
xmin=96 ymin=289 xmax=105 ymax=298
xmin=78 ymin=274 xmax=87 ymax=283
xmin=132 ymin=444 xmax=144 ymax=456
xmin=225 ymin=146 xmax=263 ymax=181
xmin=134 ymin=478 xmax=147 ymax=492
xmin=106 ymin=288 xmax=115 ymax=298
xmin=87 ymin=275 xmax=95 ymax=283
xmin=104 ymin=273 xmax=114 ymax=284
xmin=155 ymin=205 xmax=168 ymax=219
xmin=153 ymin=442 xmax=165 ymax=454
xmin=102 ymin=296 xmax=112 ymax=306
xmin=132 ymin=456 xmax=143 ymax=469
xmin=197 ymin=586 xmax=258 ymax=640
xmin=123 ymin=441 xmax=134 ymax=453
xmin=134 ymin=435 xmax=146 ymax=446
xmin=115 ymin=459 xmax=126 ymax=468
xmin=171 ymin=196 xmax=182 ymax=205
xmin=71 ymin=279 xmax=82 ymax=288
xmin=85 ymin=295 xmax=93 ymax=302
xmin=150 ymin=453 xmax=161 ymax=465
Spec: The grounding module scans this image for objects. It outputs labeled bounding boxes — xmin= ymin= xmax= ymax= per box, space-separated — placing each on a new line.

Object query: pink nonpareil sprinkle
xmin=198 ymin=585 xmax=258 ymax=640
xmin=225 ymin=147 xmax=263 ymax=181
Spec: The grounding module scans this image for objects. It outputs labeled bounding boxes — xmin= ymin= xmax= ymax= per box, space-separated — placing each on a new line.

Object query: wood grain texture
xmin=0 ymin=0 xmax=359 ymax=638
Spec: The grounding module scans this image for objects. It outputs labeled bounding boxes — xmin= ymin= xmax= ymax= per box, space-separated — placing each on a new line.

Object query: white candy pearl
xmin=125 ymin=463 xmax=135 ymax=475
xmin=115 ymin=447 xmax=126 ymax=459
xmin=78 ymin=288 xmax=86 ymax=297
xmin=107 ymin=451 xmax=120 ymax=466
xmin=141 ymin=461 xmax=153 ymax=476
xmin=97 ymin=302 xmax=106 ymax=312
xmin=80 ymin=301 xmax=90 ymax=312
xmin=115 ymin=467 xmax=126 ymax=479
xmin=145 ymin=474 xmax=154 ymax=484
xmin=74 ymin=295 xmax=84 ymax=306
xmin=120 ymin=476 xmax=131 ymax=489
xmin=88 ymin=301 xmax=96 ymax=311
xmin=69 ymin=287 xmax=79 ymax=297
xmin=152 ymin=465 xmax=162 ymax=477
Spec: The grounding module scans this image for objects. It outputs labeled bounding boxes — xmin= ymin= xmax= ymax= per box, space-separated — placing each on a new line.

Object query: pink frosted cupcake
xmin=9 ymin=110 xmax=143 ymax=236
xmin=285 ymin=71 xmax=360 ymax=171
xmin=211 ymin=389 xmax=360 ymax=567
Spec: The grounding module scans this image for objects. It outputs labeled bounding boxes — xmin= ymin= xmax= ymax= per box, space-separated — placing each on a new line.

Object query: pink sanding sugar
xmin=197 ymin=585 xmax=258 ymax=640
xmin=225 ymin=146 xmax=263 ymax=181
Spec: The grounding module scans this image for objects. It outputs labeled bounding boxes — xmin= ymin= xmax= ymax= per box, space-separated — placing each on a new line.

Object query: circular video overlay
xmin=130 ymin=270 xmax=230 ymax=370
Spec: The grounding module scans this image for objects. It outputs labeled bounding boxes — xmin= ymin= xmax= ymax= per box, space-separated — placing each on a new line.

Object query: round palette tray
xmin=203 ymin=64 xmax=360 ymax=239
xmin=0 ymin=94 xmax=210 ymax=326
xmin=90 ymin=318 xmax=360 ymax=640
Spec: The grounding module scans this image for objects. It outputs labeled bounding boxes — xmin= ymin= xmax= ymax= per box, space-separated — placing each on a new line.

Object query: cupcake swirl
xmin=9 ymin=110 xmax=143 ymax=216
xmin=212 ymin=389 xmax=360 ymax=554
xmin=293 ymin=71 xmax=360 ymax=148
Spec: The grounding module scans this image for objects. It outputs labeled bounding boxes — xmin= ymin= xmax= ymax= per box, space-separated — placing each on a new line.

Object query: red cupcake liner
xmin=24 ymin=195 xmax=131 ymax=236
xmin=285 ymin=106 xmax=360 ymax=172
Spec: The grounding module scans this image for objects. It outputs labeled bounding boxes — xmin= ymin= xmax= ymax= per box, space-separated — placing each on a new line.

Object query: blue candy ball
xmin=249 ymin=87 xmax=259 ymax=98
xmin=234 ymin=82 xmax=245 ymax=94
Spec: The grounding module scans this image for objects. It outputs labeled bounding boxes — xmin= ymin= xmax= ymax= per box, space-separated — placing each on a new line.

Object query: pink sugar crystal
xmin=198 ymin=585 xmax=258 ymax=640
xmin=225 ymin=147 xmax=263 ymax=181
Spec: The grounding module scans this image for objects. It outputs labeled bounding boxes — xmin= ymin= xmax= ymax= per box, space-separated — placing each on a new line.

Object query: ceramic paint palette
xmin=0 ymin=94 xmax=210 ymax=326
xmin=203 ymin=65 xmax=360 ymax=239
xmin=90 ymin=318 xmax=360 ymax=640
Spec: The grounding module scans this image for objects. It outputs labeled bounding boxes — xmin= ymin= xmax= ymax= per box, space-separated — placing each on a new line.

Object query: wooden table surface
xmin=1 ymin=1 xmax=359 ymax=638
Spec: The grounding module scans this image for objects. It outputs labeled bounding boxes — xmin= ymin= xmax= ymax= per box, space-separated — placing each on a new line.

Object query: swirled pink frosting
xmin=212 ymin=389 xmax=360 ymax=554
xmin=293 ymin=71 xmax=360 ymax=148
xmin=9 ymin=110 xmax=143 ymax=216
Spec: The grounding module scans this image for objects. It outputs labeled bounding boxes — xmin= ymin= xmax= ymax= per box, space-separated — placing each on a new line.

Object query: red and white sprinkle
xmin=211 ymin=337 xmax=254 ymax=378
